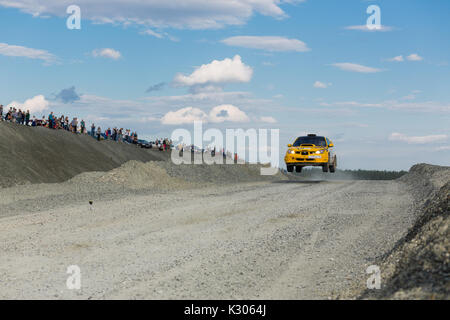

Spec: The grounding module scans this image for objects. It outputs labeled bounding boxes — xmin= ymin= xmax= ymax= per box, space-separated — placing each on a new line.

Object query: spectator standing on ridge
xmin=91 ymin=123 xmax=95 ymax=137
xmin=96 ymin=126 xmax=102 ymax=141
xmin=25 ymin=110 xmax=30 ymax=126
xmin=18 ymin=109 xmax=24 ymax=125
xmin=80 ymin=119 xmax=86 ymax=134
xmin=0 ymin=104 xmax=3 ymax=121
xmin=71 ymin=117 xmax=78 ymax=133
xmin=48 ymin=112 xmax=54 ymax=129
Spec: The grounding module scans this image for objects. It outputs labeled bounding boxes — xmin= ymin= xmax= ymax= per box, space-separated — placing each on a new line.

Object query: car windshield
xmin=293 ymin=136 xmax=327 ymax=147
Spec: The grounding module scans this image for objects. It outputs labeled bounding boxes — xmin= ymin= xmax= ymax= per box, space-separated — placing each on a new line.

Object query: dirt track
xmin=0 ymin=178 xmax=415 ymax=299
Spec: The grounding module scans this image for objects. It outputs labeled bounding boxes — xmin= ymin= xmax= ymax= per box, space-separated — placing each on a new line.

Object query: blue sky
xmin=1 ymin=0 xmax=449 ymax=170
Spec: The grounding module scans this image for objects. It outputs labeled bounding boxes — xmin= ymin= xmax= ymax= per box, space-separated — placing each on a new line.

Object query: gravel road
xmin=0 ymin=178 xmax=415 ymax=299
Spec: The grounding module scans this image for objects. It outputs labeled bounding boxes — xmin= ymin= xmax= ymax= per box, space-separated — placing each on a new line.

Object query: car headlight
xmin=287 ymin=149 xmax=295 ymax=154
xmin=315 ymin=150 xmax=326 ymax=154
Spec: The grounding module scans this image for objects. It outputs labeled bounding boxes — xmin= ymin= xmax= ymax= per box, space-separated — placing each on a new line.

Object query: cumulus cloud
xmin=7 ymin=95 xmax=50 ymax=113
xmin=406 ymin=53 xmax=423 ymax=61
xmin=161 ymin=104 xmax=250 ymax=125
xmin=389 ymin=133 xmax=447 ymax=144
xmin=221 ymin=36 xmax=310 ymax=52
xmin=55 ymin=86 xmax=80 ymax=103
xmin=0 ymin=0 xmax=296 ymax=30
xmin=208 ymin=104 xmax=249 ymax=123
xmin=92 ymin=48 xmax=121 ymax=60
xmin=0 ymin=42 xmax=58 ymax=65
xmin=344 ymin=25 xmax=393 ymax=32
xmin=173 ymin=55 xmax=253 ymax=87
xmin=313 ymin=81 xmax=331 ymax=88
xmin=331 ymin=63 xmax=383 ymax=73
xmin=161 ymin=107 xmax=208 ymax=125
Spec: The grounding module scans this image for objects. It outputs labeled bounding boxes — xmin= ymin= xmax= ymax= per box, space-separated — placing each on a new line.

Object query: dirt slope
xmin=0 ymin=121 xmax=169 ymax=187
xmin=359 ymin=164 xmax=450 ymax=299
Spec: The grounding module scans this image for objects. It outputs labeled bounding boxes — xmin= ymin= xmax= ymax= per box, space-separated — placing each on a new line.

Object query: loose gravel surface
xmin=0 ymin=176 xmax=415 ymax=299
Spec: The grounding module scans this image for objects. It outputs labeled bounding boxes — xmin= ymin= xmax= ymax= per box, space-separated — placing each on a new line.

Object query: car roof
xmin=296 ymin=135 xmax=326 ymax=139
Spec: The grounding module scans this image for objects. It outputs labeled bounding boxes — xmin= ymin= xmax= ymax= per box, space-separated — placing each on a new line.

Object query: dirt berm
xmin=357 ymin=164 xmax=449 ymax=299
xmin=0 ymin=121 xmax=169 ymax=188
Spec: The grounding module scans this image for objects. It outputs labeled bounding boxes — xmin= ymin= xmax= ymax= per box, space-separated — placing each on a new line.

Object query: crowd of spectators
xmin=0 ymin=105 xmax=172 ymax=149
xmin=1 ymin=105 xmax=240 ymax=160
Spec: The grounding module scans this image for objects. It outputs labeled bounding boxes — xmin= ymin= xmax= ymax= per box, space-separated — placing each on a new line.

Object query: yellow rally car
xmin=284 ymin=134 xmax=337 ymax=173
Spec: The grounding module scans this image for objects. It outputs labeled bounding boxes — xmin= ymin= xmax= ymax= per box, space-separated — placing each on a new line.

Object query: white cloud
xmin=161 ymin=104 xmax=250 ymax=125
xmin=140 ymin=29 xmax=178 ymax=41
xmin=0 ymin=0 xmax=295 ymax=30
xmin=7 ymin=95 xmax=50 ymax=113
xmin=92 ymin=48 xmax=121 ymax=60
xmin=313 ymin=81 xmax=331 ymax=88
xmin=209 ymin=104 xmax=249 ymax=123
xmin=406 ymin=53 xmax=423 ymax=61
xmin=331 ymin=63 xmax=383 ymax=73
xmin=389 ymin=133 xmax=447 ymax=144
xmin=259 ymin=116 xmax=277 ymax=123
xmin=161 ymin=107 xmax=208 ymax=125
xmin=173 ymin=55 xmax=253 ymax=87
xmin=140 ymin=29 xmax=163 ymax=39
xmin=344 ymin=25 xmax=393 ymax=32
xmin=0 ymin=42 xmax=57 ymax=64
xmin=388 ymin=55 xmax=404 ymax=62
xmin=221 ymin=36 xmax=310 ymax=52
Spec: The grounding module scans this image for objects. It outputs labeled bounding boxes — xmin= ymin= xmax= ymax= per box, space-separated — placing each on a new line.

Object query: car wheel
xmin=295 ymin=166 xmax=302 ymax=173
xmin=287 ymin=165 xmax=294 ymax=173
xmin=322 ymin=164 xmax=329 ymax=173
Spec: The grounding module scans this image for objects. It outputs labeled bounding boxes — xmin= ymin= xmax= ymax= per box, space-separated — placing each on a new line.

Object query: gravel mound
xmin=361 ymin=164 xmax=450 ymax=299
xmin=399 ymin=163 xmax=450 ymax=206
xmin=67 ymin=160 xmax=286 ymax=191
xmin=0 ymin=121 xmax=169 ymax=188
xmin=69 ymin=160 xmax=193 ymax=191
xmin=156 ymin=162 xmax=286 ymax=184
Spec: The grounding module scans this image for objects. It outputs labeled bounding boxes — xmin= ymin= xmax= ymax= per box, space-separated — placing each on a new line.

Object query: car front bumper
xmin=285 ymin=154 xmax=329 ymax=166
